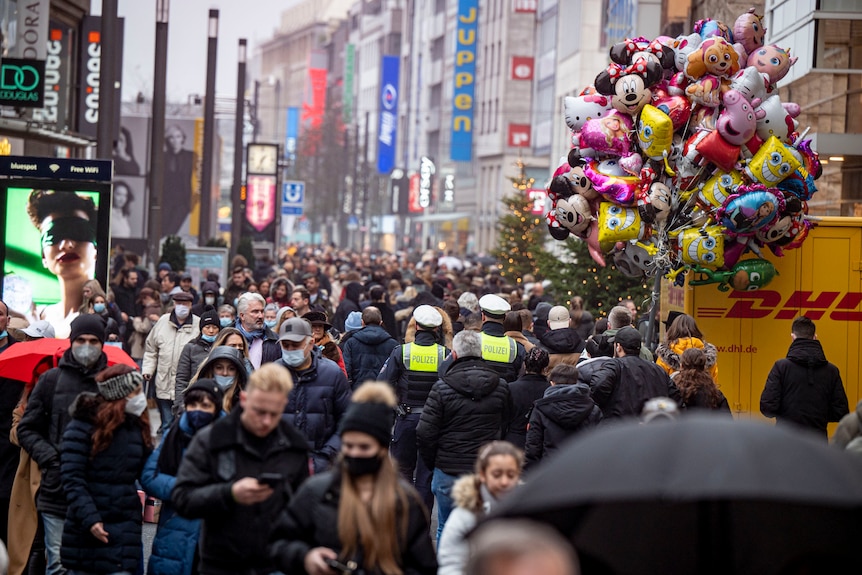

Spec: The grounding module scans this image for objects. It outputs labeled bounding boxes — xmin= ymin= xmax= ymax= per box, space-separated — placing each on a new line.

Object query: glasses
xmin=41 ymin=217 xmax=96 ymax=248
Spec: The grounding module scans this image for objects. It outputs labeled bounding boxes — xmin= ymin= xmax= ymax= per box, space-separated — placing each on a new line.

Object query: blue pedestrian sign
xmin=282 ymin=181 xmax=305 ymax=216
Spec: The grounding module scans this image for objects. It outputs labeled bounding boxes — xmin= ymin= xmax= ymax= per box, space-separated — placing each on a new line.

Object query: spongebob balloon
xmin=679 ymin=226 xmax=725 ymax=269
xmin=697 ymin=169 xmax=743 ymax=209
xmin=637 ymin=104 xmax=676 ymax=175
xmin=597 ymin=203 xmax=644 ymax=250
xmin=743 ymin=136 xmax=801 ymax=186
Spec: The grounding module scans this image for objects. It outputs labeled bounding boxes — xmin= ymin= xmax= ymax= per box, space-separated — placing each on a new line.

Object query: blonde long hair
xmin=337 ymin=382 xmax=417 ymax=575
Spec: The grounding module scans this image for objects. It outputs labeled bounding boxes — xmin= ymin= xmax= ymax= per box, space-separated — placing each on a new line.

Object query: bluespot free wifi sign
xmin=282 ymin=181 xmax=304 ymax=216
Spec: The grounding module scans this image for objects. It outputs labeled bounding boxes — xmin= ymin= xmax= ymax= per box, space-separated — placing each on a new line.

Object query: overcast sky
xmin=93 ymin=0 xmax=299 ymax=103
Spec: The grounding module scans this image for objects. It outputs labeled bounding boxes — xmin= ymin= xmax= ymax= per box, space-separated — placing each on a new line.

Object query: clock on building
xmin=247 ymin=144 xmax=278 ymax=175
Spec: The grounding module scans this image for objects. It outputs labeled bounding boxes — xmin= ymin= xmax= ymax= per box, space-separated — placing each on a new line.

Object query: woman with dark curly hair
xmin=674 ymin=348 xmax=731 ymax=415
xmin=503 ymin=347 xmax=551 ymax=449
xmin=59 ymin=364 xmax=154 ymax=574
xmin=656 ymin=313 xmax=719 ymax=380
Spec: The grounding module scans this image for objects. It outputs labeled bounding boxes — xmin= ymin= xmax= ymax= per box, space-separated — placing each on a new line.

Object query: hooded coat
xmin=539 ymin=327 xmax=585 ymax=369
xmin=760 ymin=338 xmax=848 ymax=438
xmin=342 ymin=324 xmax=398 ymax=387
xmin=60 ymin=393 xmax=151 ymax=574
xmin=183 ymin=346 xmax=250 ymax=413
xmin=143 ymin=312 xmax=201 ymax=401
xmin=590 ymin=355 xmax=681 ymax=421
xmin=416 ymin=357 xmax=511 ymax=476
xmin=525 ymin=383 xmax=602 ymax=468
xmin=503 ymin=373 xmax=549 ymax=449
xmin=17 ymin=348 xmax=108 ymax=518
xmin=332 ymin=282 xmax=363 ymax=333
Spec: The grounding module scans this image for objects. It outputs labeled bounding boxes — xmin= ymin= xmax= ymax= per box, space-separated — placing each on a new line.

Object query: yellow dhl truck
xmin=662 ymin=217 xmax=862 ymax=432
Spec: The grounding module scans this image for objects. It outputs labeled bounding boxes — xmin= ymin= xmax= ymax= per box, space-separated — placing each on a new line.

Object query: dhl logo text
xmin=697 ymin=291 xmax=862 ymax=321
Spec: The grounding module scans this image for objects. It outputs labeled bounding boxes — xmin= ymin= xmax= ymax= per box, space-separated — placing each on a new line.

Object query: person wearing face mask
xmin=235 ymin=292 xmax=282 ymax=369
xmin=59 ymin=365 xmax=153 ymax=575
xmin=187 ymin=346 xmax=249 ymax=415
xmin=143 ymin=291 xmax=200 ymax=436
xmin=173 ymin=364 xmax=309 ymax=575
xmin=191 ymin=281 xmax=220 ymax=317
xmin=88 ymin=292 xmax=123 ymax=345
xmin=142 ymin=378 xmax=224 ymax=575
xmin=217 ymin=304 xmax=236 ymax=329
xmin=174 ymin=309 xmax=222 ymax=414
xmin=263 ymin=303 xmax=280 ymax=331
xmin=269 ymin=381 xmax=437 ymax=575
xmin=276 ymin=318 xmax=351 ymax=473
xmin=17 ymin=315 xmax=109 ymax=575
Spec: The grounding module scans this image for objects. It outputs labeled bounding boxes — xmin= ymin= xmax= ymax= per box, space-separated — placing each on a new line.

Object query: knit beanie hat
xmin=339 ymin=402 xmax=395 ymax=447
xmin=95 ymin=364 xmax=143 ymax=400
xmin=344 ymin=311 xmax=363 ymax=332
xmin=200 ymin=309 xmax=220 ymax=330
xmin=184 ymin=378 xmax=225 ymax=408
xmin=69 ymin=314 xmax=106 ymax=344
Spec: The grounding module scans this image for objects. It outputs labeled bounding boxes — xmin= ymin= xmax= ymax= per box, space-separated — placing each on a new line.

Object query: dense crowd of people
xmin=0 ymin=242 xmax=857 ymax=575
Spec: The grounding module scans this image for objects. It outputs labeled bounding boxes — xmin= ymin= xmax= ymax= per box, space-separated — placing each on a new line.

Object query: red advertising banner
xmin=408 ymin=173 xmax=423 ymax=213
xmin=510 ymin=56 xmax=534 ymax=80
xmin=527 ymin=188 xmax=546 ymax=215
xmin=246 ymin=175 xmax=277 ymax=232
xmin=508 ymin=123 xmax=531 ymax=147
xmin=302 ymin=68 xmax=328 ymax=128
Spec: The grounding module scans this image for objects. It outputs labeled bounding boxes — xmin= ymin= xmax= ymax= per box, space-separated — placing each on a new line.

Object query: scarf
xmin=236 ymin=319 xmax=264 ymax=342
xmin=157 ymin=416 xmax=195 ymax=476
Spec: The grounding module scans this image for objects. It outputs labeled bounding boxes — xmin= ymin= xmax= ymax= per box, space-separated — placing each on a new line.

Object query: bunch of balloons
xmin=544 ymin=8 xmax=820 ymax=291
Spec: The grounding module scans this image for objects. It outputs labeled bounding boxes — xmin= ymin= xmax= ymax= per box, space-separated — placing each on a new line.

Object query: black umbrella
xmin=491 ymin=415 xmax=862 ymax=575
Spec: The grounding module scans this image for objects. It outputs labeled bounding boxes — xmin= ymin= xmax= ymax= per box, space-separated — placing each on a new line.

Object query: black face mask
xmin=344 ymin=454 xmax=383 ymax=477
xmin=41 ymin=216 xmax=97 ymax=249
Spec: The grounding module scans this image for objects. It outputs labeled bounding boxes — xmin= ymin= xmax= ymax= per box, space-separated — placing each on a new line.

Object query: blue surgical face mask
xmin=264 ymin=320 xmax=277 ymax=329
xmin=220 ymin=317 xmax=233 ymax=328
xmin=214 ymin=374 xmax=235 ymax=389
xmin=0 ymin=330 xmax=7 ymax=340
xmin=93 ymin=303 xmax=106 ymax=314
xmin=201 ymin=333 xmax=217 ymax=343
xmin=281 ymin=348 xmax=306 ymax=368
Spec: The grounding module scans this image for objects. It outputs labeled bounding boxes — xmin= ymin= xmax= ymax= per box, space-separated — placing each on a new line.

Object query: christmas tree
xmin=535 ymin=236 xmax=651 ymax=317
xmin=493 ymin=158 xmax=548 ymax=284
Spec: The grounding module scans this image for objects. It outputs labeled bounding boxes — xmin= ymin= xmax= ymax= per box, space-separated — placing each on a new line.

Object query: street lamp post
xmin=97 ymin=0 xmax=118 ymax=160
xmin=231 ymin=39 xmax=247 ymax=259
xmin=147 ymin=0 xmax=169 ymax=269
xmin=200 ymin=9 xmax=219 ymax=245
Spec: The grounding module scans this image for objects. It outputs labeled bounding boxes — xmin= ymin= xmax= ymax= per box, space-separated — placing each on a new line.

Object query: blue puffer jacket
xmin=341 ymin=324 xmax=398 ymax=387
xmin=278 ymin=348 xmax=351 ymax=473
xmin=141 ymin=413 xmax=218 ymax=575
xmin=60 ymin=393 xmax=152 ymax=575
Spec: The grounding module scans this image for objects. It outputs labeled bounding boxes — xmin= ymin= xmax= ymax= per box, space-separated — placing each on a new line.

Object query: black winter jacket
xmin=332 ymin=282 xmax=363 ymax=333
xmin=525 ymin=383 xmax=602 ymax=468
xmin=60 ymin=394 xmax=151 ymax=574
xmin=342 ymin=325 xmax=398 ymax=387
xmin=268 ymin=470 xmax=437 ymax=575
xmin=416 ymin=357 xmax=511 ymax=475
xmin=0 ymin=338 xmax=24 ymax=499
xmin=577 ymin=356 xmax=613 ymax=388
xmin=760 ymin=338 xmax=848 ymax=438
xmin=590 ymin=355 xmax=681 ymax=421
xmin=17 ymin=348 xmax=108 ymax=517
xmin=539 ymin=327 xmax=585 ymax=355
xmin=378 ymin=330 xmax=449 ymax=407
xmin=172 ymin=407 xmax=310 ymax=575
xmin=278 ymin=349 xmax=352 ymax=472
xmin=175 ymin=337 xmax=213 ymax=399
xmin=503 ymin=373 xmax=549 ymax=449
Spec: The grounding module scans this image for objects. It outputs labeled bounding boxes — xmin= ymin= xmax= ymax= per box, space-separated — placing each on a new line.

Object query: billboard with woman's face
xmin=0 ymin=183 xmax=111 ymax=338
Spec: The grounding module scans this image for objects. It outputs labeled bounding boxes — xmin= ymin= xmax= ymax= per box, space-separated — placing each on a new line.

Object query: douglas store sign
xmin=0 ymin=58 xmax=45 ymax=107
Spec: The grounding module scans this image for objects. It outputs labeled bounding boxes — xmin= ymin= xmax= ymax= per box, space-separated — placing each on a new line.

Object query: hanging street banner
xmin=246 ymin=175 xmax=277 ymax=232
xmin=377 ymin=55 xmax=399 ymax=174
xmin=451 ymin=0 xmax=478 ymax=162
xmin=343 ymin=44 xmax=355 ymax=124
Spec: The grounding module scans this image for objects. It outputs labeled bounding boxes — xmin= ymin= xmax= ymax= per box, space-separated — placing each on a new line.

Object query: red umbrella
xmin=0 ymin=338 xmax=137 ymax=383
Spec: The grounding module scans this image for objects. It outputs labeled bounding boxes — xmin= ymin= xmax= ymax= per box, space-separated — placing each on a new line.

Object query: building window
xmin=427 ymin=130 xmax=440 ymax=160
xmin=431 ymin=36 xmax=444 ymax=61
xmin=814 ymin=19 xmax=862 ymax=70
xmin=435 ymin=0 xmax=446 ymax=11
xmin=430 ymin=83 xmax=442 ymax=110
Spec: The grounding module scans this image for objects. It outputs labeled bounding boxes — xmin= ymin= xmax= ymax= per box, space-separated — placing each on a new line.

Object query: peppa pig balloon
xmin=717 ymin=89 xmax=758 ymax=146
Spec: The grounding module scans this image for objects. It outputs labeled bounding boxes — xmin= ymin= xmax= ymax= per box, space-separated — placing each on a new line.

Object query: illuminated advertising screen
xmin=0 ymin=182 xmax=111 ymax=338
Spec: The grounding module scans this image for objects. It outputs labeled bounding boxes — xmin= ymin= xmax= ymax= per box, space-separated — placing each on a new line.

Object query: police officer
xmin=379 ymin=305 xmax=449 ymax=511
xmin=478 ymin=294 xmax=524 ymax=382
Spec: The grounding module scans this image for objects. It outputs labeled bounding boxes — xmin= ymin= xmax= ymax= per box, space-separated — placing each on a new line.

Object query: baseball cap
xmin=413 ymin=305 xmax=443 ymax=328
xmin=479 ymin=294 xmax=510 ymax=317
xmin=22 ymin=320 xmax=55 ymax=339
xmin=547 ymin=306 xmax=571 ymax=330
xmin=614 ymin=326 xmax=642 ymax=353
xmin=278 ymin=317 xmax=313 ymax=342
